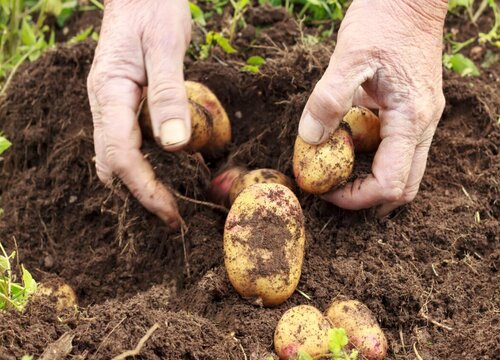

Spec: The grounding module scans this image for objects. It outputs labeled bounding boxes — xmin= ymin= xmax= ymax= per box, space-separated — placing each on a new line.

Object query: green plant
xmin=0 ymin=133 xmax=11 ymax=155
xmin=228 ymin=0 xmax=249 ymax=41
xmin=295 ymin=328 xmax=358 ymax=360
xmin=0 ymin=0 xmax=101 ymax=96
xmin=443 ymin=53 xmax=480 ymax=76
xmin=241 ymin=55 xmax=266 ymax=73
xmin=199 ymin=31 xmax=237 ymax=59
xmin=21 ymin=356 xmax=34 ymax=360
xmin=0 ymin=242 xmax=37 ymax=312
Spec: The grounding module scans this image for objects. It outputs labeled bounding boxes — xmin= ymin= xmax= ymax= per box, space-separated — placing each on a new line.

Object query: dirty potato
xmin=325 ymin=299 xmax=388 ymax=360
xmin=343 ymin=106 xmax=381 ymax=153
xmin=224 ymin=183 xmax=305 ymax=306
xmin=293 ymin=123 xmax=354 ymax=194
xmin=274 ymin=305 xmax=331 ymax=360
xmin=185 ymin=80 xmax=231 ymax=155
xmin=228 ymin=169 xmax=294 ymax=206
xmin=37 ymin=282 xmax=77 ymax=312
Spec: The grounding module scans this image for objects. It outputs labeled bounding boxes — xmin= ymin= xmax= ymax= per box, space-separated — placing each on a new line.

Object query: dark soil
xmin=0 ymin=6 xmax=499 ymax=360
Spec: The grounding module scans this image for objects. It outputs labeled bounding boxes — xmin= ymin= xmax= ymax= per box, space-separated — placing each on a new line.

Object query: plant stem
xmin=472 ymin=0 xmax=489 ymax=24
xmin=0 ymin=47 xmax=37 ymax=97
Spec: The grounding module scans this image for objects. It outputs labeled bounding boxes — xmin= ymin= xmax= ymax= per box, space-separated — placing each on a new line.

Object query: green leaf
xmin=246 ymin=55 xmax=266 ymax=66
xmin=21 ymin=355 xmax=34 ymax=360
xmin=241 ymin=65 xmax=260 ymax=73
xmin=443 ymin=53 xmax=480 ymax=76
xmin=20 ymin=18 xmax=37 ymax=46
xmin=189 ymin=2 xmax=206 ymax=26
xmin=296 ymin=350 xmax=313 ymax=360
xmin=44 ymin=0 xmax=63 ymax=16
xmin=448 ymin=0 xmax=473 ymax=11
xmin=68 ymin=26 xmax=94 ymax=44
xmin=0 ymin=135 xmax=12 ymax=155
xmin=328 ymin=328 xmax=349 ymax=355
xmin=481 ymin=49 xmax=499 ymax=68
xmin=22 ymin=265 xmax=37 ymax=297
xmin=0 ymin=0 xmax=10 ymax=16
xmin=213 ymin=33 xmax=237 ymax=54
xmin=56 ymin=7 xmax=76 ymax=27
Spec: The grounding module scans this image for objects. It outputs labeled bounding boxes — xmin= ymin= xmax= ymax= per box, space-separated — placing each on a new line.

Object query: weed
xmin=241 ymin=55 xmax=266 ymax=73
xmin=0 ymin=242 xmax=37 ymax=312
xmin=294 ymin=328 xmax=358 ymax=360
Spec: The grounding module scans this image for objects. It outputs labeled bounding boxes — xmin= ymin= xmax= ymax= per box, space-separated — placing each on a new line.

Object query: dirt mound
xmin=1 ymin=11 xmax=499 ymax=360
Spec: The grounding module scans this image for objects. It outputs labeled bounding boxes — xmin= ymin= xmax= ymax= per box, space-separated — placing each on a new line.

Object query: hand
xmin=87 ymin=0 xmax=192 ymax=228
xmin=298 ymin=0 xmax=448 ymax=216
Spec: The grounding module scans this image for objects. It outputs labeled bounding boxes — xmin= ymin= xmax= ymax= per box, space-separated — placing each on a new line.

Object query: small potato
xmin=37 ymin=282 xmax=77 ymax=312
xmin=209 ymin=166 xmax=247 ymax=207
xmin=293 ymin=123 xmax=354 ymax=194
xmin=138 ymin=96 xmax=212 ymax=153
xmin=228 ymin=169 xmax=294 ymax=206
xmin=185 ymin=80 xmax=231 ymax=155
xmin=274 ymin=305 xmax=331 ymax=360
xmin=224 ymin=183 xmax=305 ymax=306
xmin=343 ymin=106 xmax=381 ymax=153
xmin=325 ymin=299 xmax=387 ymax=360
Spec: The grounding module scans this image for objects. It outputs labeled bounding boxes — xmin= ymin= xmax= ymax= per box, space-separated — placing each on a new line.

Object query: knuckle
xmin=310 ymin=79 xmax=345 ymax=120
xmin=381 ymin=181 xmax=406 ymax=203
xmin=148 ymin=81 xmax=187 ymax=111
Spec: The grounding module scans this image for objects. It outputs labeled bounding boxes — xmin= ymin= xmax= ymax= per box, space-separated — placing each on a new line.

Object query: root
xmin=111 ymin=323 xmax=160 ymax=360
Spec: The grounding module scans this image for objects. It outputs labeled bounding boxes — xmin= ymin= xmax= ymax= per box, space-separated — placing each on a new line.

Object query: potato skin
xmin=343 ymin=106 xmax=381 ymax=153
xmin=209 ymin=166 xmax=247 ymax=207
xmin=325 ymin=300 xmax=387 ymax=360
xmin=293 ymin=123 xmax=354 ymax=194
xmin=185 ymin=80 xmax=231 ymax=155
xmin=224 ymin=183 xmax=305 ymax=306
xmin=228 ymin=169 xmax=294 ymax=206
xmin=274 ymin=305 xmax=331 ymax=360
xmin=37 ymin=282 xmax=77 ymax=312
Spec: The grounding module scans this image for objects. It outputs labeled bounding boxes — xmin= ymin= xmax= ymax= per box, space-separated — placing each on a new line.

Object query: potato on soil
xmin=37 ymin=282 xmax=77 ymax=312
xmin=209 ymin=166 xmax=247 ymax=207
xmin=293 ymin=123 xmax=354 ymax=194
xmin=343 ymin=106 xmax=381 ymax=153
xmin=185 ymin=80 xmax=231 ymax=155
xmin=274 ymin=305 xmax=331 ymax=360
xmin=228 ymin=168 xmax=294 ymax=206
xmin=325 ymin=299 xmax=387 ymax=360
xmin=224 ymin=183 xmax=305 ymax=306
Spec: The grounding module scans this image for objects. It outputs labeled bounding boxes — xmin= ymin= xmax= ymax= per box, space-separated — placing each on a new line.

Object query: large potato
xmin=224 ymin=183 xmax=305 ymax=306
xmin=228 ymin=169 xmax=294 ymax=206
xmin=325 ymin=299 xmax=387 ymax=360
xmin=274 ymin=305 xmax=331 ymax=360
xmin=343 ymin=106 xmax=381 ymax=153
xmin=185 ymin=80 xmax=231 ymax=155
xmin=293 ymin=123 xmax=354 ymax=194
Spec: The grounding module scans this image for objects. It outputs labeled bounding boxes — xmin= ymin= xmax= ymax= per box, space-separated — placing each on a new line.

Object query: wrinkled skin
xmin=298 ymin=0 xmax=448 ymax=216
xmin=87 ymin=0 xmax=192 ymax=229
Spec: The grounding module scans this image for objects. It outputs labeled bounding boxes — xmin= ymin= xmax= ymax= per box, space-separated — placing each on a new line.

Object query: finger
xmin=376 ymin=128 xmax=435 ymax=216
xmin=352 ymin=86 xmax=379 ymax=110
xmin=143 ymin=3 xmax=192 ymax=151
xmin=323 ymin=109 xmax=416 ymax=209
xmin=298 ymin=52 xmax=375 ymax=144
xmin=87 ymin=79 xmax=112 ymax=183
xmin=102 ymin=94 xmax=182 ymax=229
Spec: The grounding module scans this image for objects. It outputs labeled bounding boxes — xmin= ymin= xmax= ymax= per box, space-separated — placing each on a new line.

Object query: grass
xmin=0 ymin=0 xmax=101 ymax=96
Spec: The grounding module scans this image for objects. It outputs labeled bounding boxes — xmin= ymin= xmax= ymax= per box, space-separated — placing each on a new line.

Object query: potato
xmin=325 ymin=299 xmax=387 ymax=360
xmin=224 ymin=183 xmax=305 ymax=306
xmin=209 ymin=166 xmax=247 ymax=207
xmin=274 ymin=305 xmax=331 ymax=360
xmin=343 ymin=106 xmax=381 ymax=153
xmin=228 ymin=169 xmax=294 ymax=206
xmin=137 ymin=80 xmax=230 ymax=153
xmin=185 ymin=80 xmax=231 ymax=155
xmin=37 ymin=282 xmax=77 ymax=312
xmin=138 ymin=96 xmax=213 ymax=153
xmin=293 ymin=123 xmax=354 ymax=194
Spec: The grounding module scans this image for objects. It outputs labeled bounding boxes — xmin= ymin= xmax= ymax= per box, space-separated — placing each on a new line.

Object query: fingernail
xmin=160 ymin=119 xmax=188 ymax=147
xmin=298 ymin=112 xmax=324 ymax=144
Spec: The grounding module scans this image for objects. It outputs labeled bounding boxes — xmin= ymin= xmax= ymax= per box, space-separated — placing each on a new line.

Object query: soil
xmin=0 ymin=6 xmax=499 ymax=360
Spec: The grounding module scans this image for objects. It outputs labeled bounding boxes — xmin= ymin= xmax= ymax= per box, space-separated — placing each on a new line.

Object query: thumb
xmin=144 ymin=27 xmax=191 ymax=151
xmin=298 ymin=54 xmax=374 ymax=144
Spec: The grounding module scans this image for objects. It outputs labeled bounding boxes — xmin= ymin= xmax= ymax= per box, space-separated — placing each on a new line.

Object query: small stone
xmin=469 ymin=45 xmax=484 ymax=60
xmin=44 ymin=254 xmax=54 ymax=269
xmin=69 ymin=195 xmax=77 ymax=204
xmin=235 ymin=111 xmax=242 ymax=119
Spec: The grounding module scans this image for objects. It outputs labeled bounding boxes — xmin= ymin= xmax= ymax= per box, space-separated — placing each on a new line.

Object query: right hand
xmin=87 ymin=0 xmax=192 ymax=229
